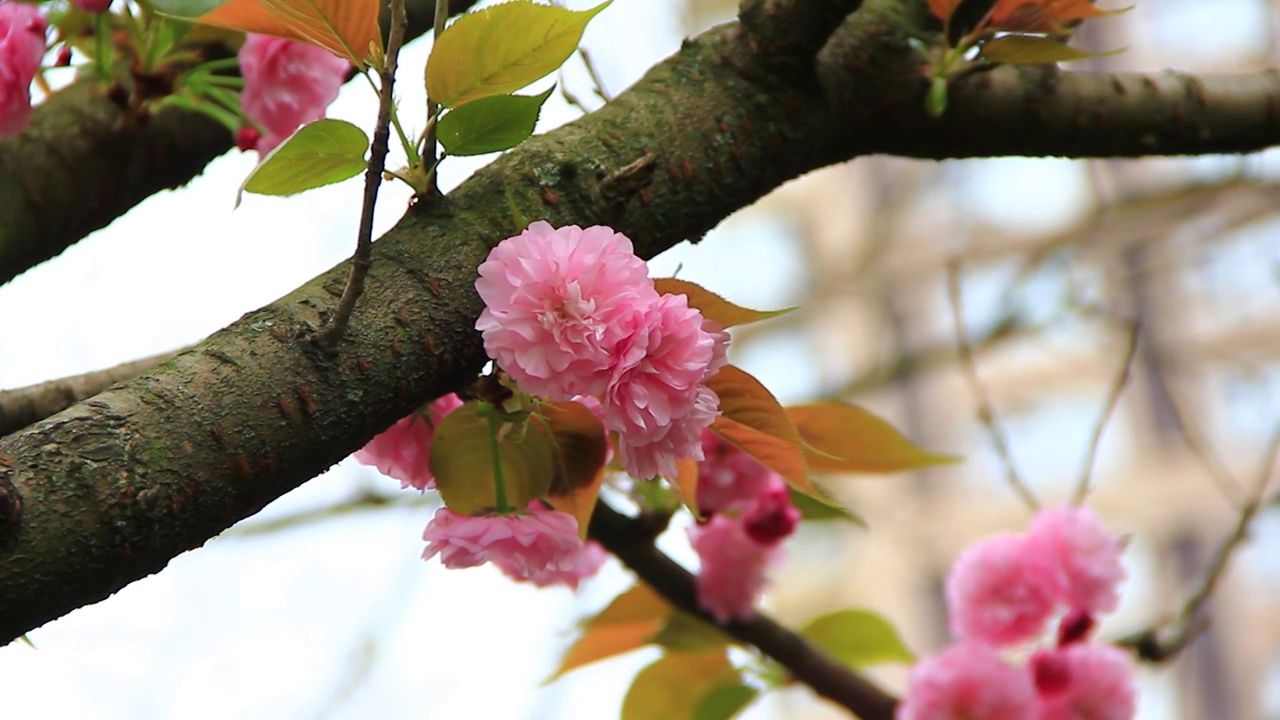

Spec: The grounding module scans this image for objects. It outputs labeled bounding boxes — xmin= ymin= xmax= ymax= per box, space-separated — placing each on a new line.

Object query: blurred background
xmin=2 ymin=0 xmax=1280 ymax=717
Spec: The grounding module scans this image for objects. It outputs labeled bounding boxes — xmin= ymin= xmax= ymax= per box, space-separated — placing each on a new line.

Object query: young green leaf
xmin=786 ymin=401 xmax=961 ymax=474
xmin=621 ymin=651 xmax=739 ymax=720
xmin=980 ymin=35 xmax=1124 ymax=65
xmin=547 ymin=584 xmax=671 ymax=681
xmin=654 ymin=278 xmax=794 ymax=328
xmin=788 ymin=487 xmax=864 ymax=525
xmin=650 ymin=611 xmax=734 ymax=651
xmin=425 ymin=0 xmax=611 ymax=108
xmin=692 ymin=682 xmax=758 ymax=720
xmin=798 ymin=608 xmax=914 ymax=669
xmin=237 ymin=118 xmax=368 ymax=204
xmin=437 ymin=87 xmax=554 ymax=156
xmin=429 ymin=402 xmax=556 ymax=514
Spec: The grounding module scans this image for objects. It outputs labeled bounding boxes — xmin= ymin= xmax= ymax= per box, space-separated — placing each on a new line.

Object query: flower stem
xmin=485 ymin=404 xmax=510 ymax=513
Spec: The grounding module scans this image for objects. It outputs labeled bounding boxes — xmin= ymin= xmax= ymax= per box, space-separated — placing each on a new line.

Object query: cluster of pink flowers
xmin=236 ymin=33 xmax=349 ymax=154
xmin=0 ymin=1 xmax=47 ymax=137
xmin=356 ymin=394 xmax=607 ymax=590
xmin=476 ymin=221 xmax=729 ymax=480
xmin=689 ymin=430 xmax=800 ymax=622
xmin=897 ymin=504 xmax=1136 ymax=720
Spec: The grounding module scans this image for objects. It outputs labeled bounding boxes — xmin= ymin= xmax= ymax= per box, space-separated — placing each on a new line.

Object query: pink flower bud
xmin=71 ymin=0 xmax=111 ymax=13
xmin=742 ymin=479 xmax=800 ymax=545
xmin=0 ymin=2 xmax=48 ymax=137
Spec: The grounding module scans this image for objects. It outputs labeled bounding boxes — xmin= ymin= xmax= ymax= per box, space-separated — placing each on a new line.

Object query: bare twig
xmin=0 ymin=347 xmax=186 ymax=437
xmin=588 ymin=501 xmax=897 ymax=720
xmin=944 ymin=259 xmax=1039 ymax=511
xmin=226 ymin=488 xmax=433 ymax=537
xmin=577 ymin=47 xmax=612 ymax=101
xmin=1164 ymin=388 xmax=1245 ymax=506
xmin=421 ymin=0 xmax=450 ymax=198
xmin=1071 ymin=320 xmax=1141 ymax=504
xmin=1121 ymin=421 xmax=1280 ymax=662
xmin=316 ymin=0 xmax=410 ymax=350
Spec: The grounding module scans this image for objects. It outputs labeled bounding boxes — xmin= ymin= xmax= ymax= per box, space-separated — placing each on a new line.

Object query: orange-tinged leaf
xmin=992 ymin=0 xmax=1126 ymax=32
xmin=927 ymin=0 xmax=964 ymax=21
xmin=621 ymin=651 xmax=739 ymax=720
xmin=548 ymin=584 xmax=671 ymax=681
xmin=654 ymin=278 xmax=792 ymax=328
xmin=196 ymin=0 xmax=380 ymax=66
xmin=671 ymin=456 xmax=701 ymax=516
xmin=539 ymin=400 xmax=608 ymax=537
xmin=786 ymin=402 xmax=961 ymax=474
xmin=706 ymin=365 xmax=805 ymax=446
xmin=711 ymin=417 xmax=829 ymax=500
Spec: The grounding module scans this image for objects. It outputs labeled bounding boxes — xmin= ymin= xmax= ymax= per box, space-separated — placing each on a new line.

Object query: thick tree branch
xmin=0 ymin=0 xmax=479 ymax=287
xmin=0 ymin=348 xmax=184 ymax=437
xmin=737 ymin=0 xmax=864 ymax=72
xmin=589 ymin=502 xmax=897 ymax=720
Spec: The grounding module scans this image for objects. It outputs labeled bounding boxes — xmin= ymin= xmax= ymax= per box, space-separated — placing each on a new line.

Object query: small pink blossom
xmin=1026 ymin=505 xmax=1126 ymax=615
xmin=696 ymin=429 xmax=775 ymax=515
xmin=422 ymin=506 xmax=586 ymax=578
xmin=946 ymin=532 xmax=1061 ymax=647
xmin=496 ymin=538 xmax=606 ymax=589
xmin=1032 ymin=644 xmax=1136 ymax=720
xmin=742 ymin=478 xmax=801 ymax=545
xmin=238 ymin=34 xmax=349 ymax=153
xmin=896 ymin=642 xmax=1035 ymax=720
xmin=0 ymin=2 xmax=47 ymax=137
xmin=476 ymin=222 xmax=659 ymax=400
xmin=606 ymin=293 xmax=728 ymax=478
xmin=71 ymin=0 xmax=111 ymax=12
xmin=690 ymin=513 xmax=780 ymax=622
xmin=355 ymin=394 xmax=462 ymax=491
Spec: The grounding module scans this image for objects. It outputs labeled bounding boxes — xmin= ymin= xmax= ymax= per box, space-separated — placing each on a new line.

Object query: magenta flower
xmin=696 ymin=429 xmax=775 ymax=515
xmin=1032 ymin=644 xmax=1136 ymax=720
xmin=355 ymin=394 xmax=462 ymax=491
xmin=605 ymin=293 xmax=729 ymax=479
xmin=742 ymin=478 xmax=801 ymax=545
xmin=689 ymin=513 xmax=780 ymax=623
xmin=422 ymin=506 xmax=587 ymax=580
xmin=475 ymin=222 xmax=659 ymax=400
xmin=71 ymin=0 xmax=111 ymax=12
xmin=0 ymin=2 xmax=47 ymax=137
xmin=896 ymin=642 xmax=1035 ymax=720
xmin=1026 ymin=504 xmax=1126 ymax=615
xmin=238 ymin=34 xmax=349 ymax=153
xmin=946 ymin=532 xmax=1061 ymax=647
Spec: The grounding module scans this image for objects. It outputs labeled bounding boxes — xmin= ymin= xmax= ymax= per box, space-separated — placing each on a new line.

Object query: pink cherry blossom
xmin=1032 ymin=644 xmax=1136 ymax=720
xmin=946 ymin=532 xmax=1061 ymax=647
xmin=689 ymin=513 xmax=780 ymax=622
xmin=475 ymin=222 xmax=659 ymax=400
xmin=422 ymin=506 xmax=586 ymax=579
xmin=696 ymin=429 xmax=775 ymax=515
xmin=605 ymin=293 xmax=729 ymax=478
xmin=742 ymin=478 xmax=801 ymax=545
xmin=496 ymin=538 xmax=606 ymax=589
xmin=896 ymin=642 xmax=1035 ymax=720
xmin=1026 ymin=504 xmax=1126 ymax=615
xmin=0 ymin=2 xmax=47 ymax=137
xmin=238 ymin=34 xmax=349 ymax=153
xmin=355 ymin=394 xmax=462 ymax=491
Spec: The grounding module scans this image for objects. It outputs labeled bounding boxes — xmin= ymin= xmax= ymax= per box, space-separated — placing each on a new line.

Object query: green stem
xmin=93 ymin=12 xmax=111 ymax=80
xmin=485 ymin=405 xmax=510 ymax=513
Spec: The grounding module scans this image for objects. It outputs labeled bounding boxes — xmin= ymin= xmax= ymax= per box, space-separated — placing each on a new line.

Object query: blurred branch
xmin=739 ymin=0 xmax=864 ymax=72
xmin=227 ymin=488 xmax=432 ymax=537
xmin=588 ymin=501 xmax=897 ymax=720
xmin=1072 ymin=320 xmax=1140 ymax=503
xmin=1119 ymin=422 xmax=1280 ymax=662
xmin=0 ymin=348 xmax=184 ymax=437
xmin=945 ymin=260 xmax=1039 ymax=511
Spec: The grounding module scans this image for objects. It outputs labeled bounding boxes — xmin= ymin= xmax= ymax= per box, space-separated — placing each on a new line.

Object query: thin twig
xmin=1120 ymin=420 xmax=1280 ymax=662
xmin=1165 ymin=387 xmax=1245 ymax=506
xmin=421 ymin=0 xmax=450 ymax=198
xmin=316 ymin=0 xmax=409 ymax=351
xmin=577 ymin=47 xmax=612 ymax=101
xmin=1071 ymin=319 xmax=1141 ymax=504
xmin=588 ymin=501 xmax=898 ymax=720
xmin=944 ymin=259 xmax=1040 ymax=511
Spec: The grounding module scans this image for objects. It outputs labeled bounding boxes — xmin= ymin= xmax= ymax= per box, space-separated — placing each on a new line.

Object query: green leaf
xmin=786 ymin=402 xmax=961 ymax=474
xmin=547 ymin=584 xmax=671 ymax=681
xmin=425 ymin=0 xmax=611 ymax=108
xmin=692 ymin=682 xmax=758 ymax=720
xmin=789 ymin=488 xmax=864 ymax=525
xmin=429 ymin=401 xmax=555 ymax=513
xmin=621 ymin=651 xmax=739 ymax=720
xmin=798 ymin=609 xmax=914 ymax=669
xmin=651 ymin=611 xmax=734 ymax=651
xmin=654 ymin=278 xmax=794 ymax=328
xmin=238 ymin=119 xmax=367 ymax=204
xmin=980 ymin=35 xmax=1124 ymax=65
xmin=437 ymin=87 xmax=554 ymax=156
